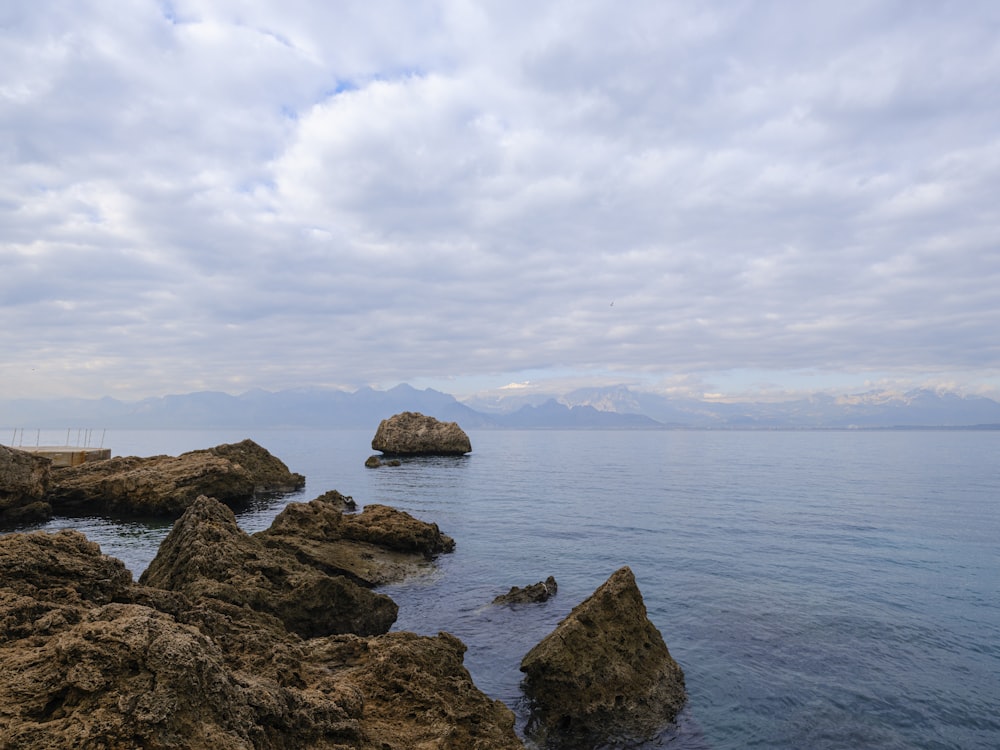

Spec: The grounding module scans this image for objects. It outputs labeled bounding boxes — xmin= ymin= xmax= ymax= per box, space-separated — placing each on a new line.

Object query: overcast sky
xmin=3 ymin=1 xmax=999 ymax=402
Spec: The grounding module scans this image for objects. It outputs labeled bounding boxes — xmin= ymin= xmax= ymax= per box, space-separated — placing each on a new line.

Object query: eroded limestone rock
xmin=0 ymin=504 xmax=522 ymax=749
xmin=493 ymin=576 xmax=558 ymax=606
xmin=256 ymin=494 xmax=454 ymax=588
xmin=0 ymin=444 xmax=53 ymax=525
xmin=520 ymin=566 xmax=686 ymax=748
xmin=139 ymin=495 xmax=398 ymax=638
xmin=371 ymin=411 xmax=472 ymax=456
xmin=45 ymin=439 xmax=304 ymax=518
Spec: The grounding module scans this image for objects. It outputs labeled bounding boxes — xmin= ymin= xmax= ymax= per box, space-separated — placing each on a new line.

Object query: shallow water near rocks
xmin=15 ymin=428 xmax=1000 ymax=749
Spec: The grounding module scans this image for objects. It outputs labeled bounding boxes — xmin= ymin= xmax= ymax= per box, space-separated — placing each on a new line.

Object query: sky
xmin=3 ymin=1 xmax=1000 ymax=402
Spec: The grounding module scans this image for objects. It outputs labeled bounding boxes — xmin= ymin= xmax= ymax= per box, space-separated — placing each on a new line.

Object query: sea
xmin=10 ymin=428 xmax=1000 ymax=750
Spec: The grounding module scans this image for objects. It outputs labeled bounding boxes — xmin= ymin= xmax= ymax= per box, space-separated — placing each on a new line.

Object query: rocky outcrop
xmin=0 ymin=505 xmax=523 ymax=749
xmin=140 ymin=495 xmax=398 ymax=638
xmin=45 ymin=439 xmax=304 ymax=517
xmin=520 ymin=566 xmax=686 ymax=748
xmin=191 ymin=439 xmax=306 ymax=492
xmin=0 ymin=444 xmax=53 ymax=525
xmin=307 ymin=631 xmax=521 ymax=749
xmin=493 ymin=576 xmax=558 ymax=605
xmin=257 ymin=494 xmax=455 ymax=588
xmin=371 ymin=411 xmax=472 ymax=456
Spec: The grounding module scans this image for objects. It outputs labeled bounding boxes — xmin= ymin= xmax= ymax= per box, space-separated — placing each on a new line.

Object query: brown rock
xmin=0 ymin=513 xmax=524 ymax=749
xmin=520 ymin=566 xmax=686 ymax=748
xmin=371 ymin=411 xmax=472 ymax=456
xmin=0 ymin=529 xmax=364 ymax=750
xmin=493 ymin=576 xmax=558 ymax=606
xmin=340 ymin=503 xmax=456 ymax=555
xmin=0 ymin=444 xmax=53 ymax=525
xmin=0 ymin=602 xmax=365 ymax=750
xmin=309 ymin=631 xmax=523 ymax=750
xmin=45 ymin=439 xmax=304 ymax=518
xmin=256 ymin=494 xmax=455 ymax=587
xmin=190 ymin=438 xmax=306 ymax=492
xmin=139 ymin=495 xmax=398 ymax=638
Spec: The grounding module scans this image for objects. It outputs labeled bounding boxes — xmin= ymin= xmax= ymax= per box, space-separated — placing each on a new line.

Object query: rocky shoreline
xmin=0 ymin=436 xmax=686 ymax=749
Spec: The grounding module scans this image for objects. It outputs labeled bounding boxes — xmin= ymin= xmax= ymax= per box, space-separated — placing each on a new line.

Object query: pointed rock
xmin=520 ymin=566 xmax=686 ymax=747
xmin=139 ymin=495 xmax=398 ymax=637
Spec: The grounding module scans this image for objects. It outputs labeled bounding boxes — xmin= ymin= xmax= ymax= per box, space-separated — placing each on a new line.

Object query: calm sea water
xmin=14 ymin=428 xmax=1000 ymax=749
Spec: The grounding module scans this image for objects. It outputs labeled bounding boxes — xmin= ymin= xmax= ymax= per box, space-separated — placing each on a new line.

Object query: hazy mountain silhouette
xmin=3 ymin=384 xmax=1000 ymax=431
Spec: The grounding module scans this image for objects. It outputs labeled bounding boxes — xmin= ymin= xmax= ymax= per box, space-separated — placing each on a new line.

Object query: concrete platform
xmin=23 ymin=446 xmax=112 ymax=468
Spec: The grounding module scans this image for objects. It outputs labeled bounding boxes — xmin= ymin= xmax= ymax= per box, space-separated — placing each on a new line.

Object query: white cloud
xmin=2 ymin=1 xmax=1000 ymax=401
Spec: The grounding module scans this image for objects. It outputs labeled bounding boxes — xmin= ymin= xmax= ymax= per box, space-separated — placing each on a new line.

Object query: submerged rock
xmin=493 ymin=576 xmax=558 ymax=605
xmin=371 ymin=411 xmax=472 ymax=456
xmin=364 ymin=455 xmax=401 ymax=468
xmin=520 ymin=566 xmax=686 ymax=748
xmin=0 ymin=444 xmax=53 ymax=526
xmin=45 ymin=439 xmax=304 ymax=518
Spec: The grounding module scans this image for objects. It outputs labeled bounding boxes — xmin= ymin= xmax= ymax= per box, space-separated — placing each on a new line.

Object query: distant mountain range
xmin=3 ymin=384 xmax=1000 ymax=431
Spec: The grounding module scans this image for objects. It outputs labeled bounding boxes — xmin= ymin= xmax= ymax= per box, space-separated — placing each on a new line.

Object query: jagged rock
xmin=190 ymin=439 xmax=306 ymax=492
xmin=493 ymin=576 xmax=558 ymax=605
xmin=0 ymin=507 xmax=523 ymax=749
xmin=256 ymin=495 xmax=455 ymax=587
xmin=139 ymin=495 xmax=398 ymax=638
xmin=308 ymin=631 xmax=523 ymax=750
xmin=520 ymin=566 xmax=686 ymax=748
xmin=0 ymin=444 xmax=53 ymax=525
xmin=371 ymin=411 xmax=472 ymax=456
xmin=0 ymin=531 xmax=364 ymax=750
xmin=45 ymin=439 xmax=304 ymax=517
xmin=340 ymin=503 xmax=456 ymax=556
xmin=313 ymin=488 xmax=357 ymax=512
xmin=0 ymin=602 xmax=365 ymax=750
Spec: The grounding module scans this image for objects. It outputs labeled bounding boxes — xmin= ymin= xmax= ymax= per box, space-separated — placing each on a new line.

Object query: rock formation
xmin=140 ymin=495 xmax=399 ymax=638
xmin=364 ymin=455 xmax=401 ymax=468
xmin=493 ymin=576 xmax=558 ymax=605
xmin=520 ymin=566 xmax=686 ymax=748
xmin=0 ymin=500 xmax=524 ymax=749
xmin=0 ymin=444 xmax=53 ymax=525
xmin=257 ymin=494 xmax=455 ymax=588
xmin=45 ymin=439 xmax=304 ymax=517
xmin=371 ymin=411 xmax=472 ymax=456
xmin=193 ymin=439 xmax=306 ymax=492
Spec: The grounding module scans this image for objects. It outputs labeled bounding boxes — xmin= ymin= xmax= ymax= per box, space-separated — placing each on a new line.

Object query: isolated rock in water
xmin=0 ymin=444 xmax=53 ymax=525
xmin=365 ymin=455 xmax=402 ymax=468
xmin=140 ymin=495 xmax=398 ymax=637
xmin=493 ymin=576 xmax=558 ymax=605
xmin=520 ymin=566 xmax=686 ymax=748
xmin=371 ymin=411 xmax=472 ymax=456
xmin=45 ymin=439 xmax=303 ymax=518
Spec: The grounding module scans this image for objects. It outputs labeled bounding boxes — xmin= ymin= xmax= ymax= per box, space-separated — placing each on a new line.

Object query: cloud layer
xmin=3 ymin=1 xmax=999 ymax=399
